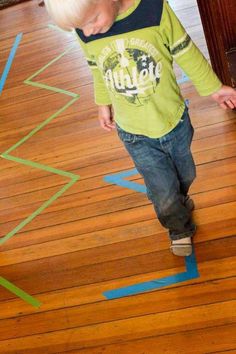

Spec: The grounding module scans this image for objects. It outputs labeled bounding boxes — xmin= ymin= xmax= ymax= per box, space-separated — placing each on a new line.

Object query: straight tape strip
xmin=0 ymin=277 xmax=41 ymax=308
xmin=0 ymin=33 xmax=23 ymax=94
xmin=104 ymin=169 xmax=146 ymax=194
xmin=0 ymin=179 xmax=76 ymax=246
xmin=1 ymin=153 xmax=79 ymax=180
xmin=48 ymin=24 xmax=74 ymax=36
xmin=24 ymin=79 xmax=78 ymax=97
xmin=26 ymin=45 xmax=74 ymax=81
xmin=2 ymin=96 xmax=79 ymax=155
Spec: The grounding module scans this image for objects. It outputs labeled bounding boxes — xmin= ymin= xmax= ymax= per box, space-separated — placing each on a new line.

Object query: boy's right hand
xmin=98 ymin=105 xmax=116 ymax=132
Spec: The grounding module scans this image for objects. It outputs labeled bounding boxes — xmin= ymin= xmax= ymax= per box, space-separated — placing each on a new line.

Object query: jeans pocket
xmin=117 ymin=128 xmax=137 ymax=144
xmin=173 ymin=115 xmax=194 ymax=156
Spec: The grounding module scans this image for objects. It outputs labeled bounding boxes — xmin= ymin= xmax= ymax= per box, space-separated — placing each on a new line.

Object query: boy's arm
xmin=74 ymin=32 xmax=112 ymax=106
xmin=98 ymin=105 xmax=116 ymax=131
xmin=211 ymin=85 xmax=236 ymax=110
xmin=74 ymin=32 xmax=116 ymax=130
xmin=160 ymin=1 xmax=236 ymax=109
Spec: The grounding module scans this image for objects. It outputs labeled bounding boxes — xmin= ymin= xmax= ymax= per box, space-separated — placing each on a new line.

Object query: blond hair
xmin=44 ymin=0 xmax=97 ymax=31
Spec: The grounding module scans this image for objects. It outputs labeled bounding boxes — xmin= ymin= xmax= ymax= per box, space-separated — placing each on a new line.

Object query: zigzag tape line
xmin=1 ymin=39 xmax=80 ymax=307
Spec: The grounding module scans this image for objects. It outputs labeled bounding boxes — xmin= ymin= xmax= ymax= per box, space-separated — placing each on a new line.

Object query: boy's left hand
xmin=211 ymin=85 xmax=236 ymax=110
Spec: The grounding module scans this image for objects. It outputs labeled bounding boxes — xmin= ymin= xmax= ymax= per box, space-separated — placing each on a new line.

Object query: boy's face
xmin=79 ymin=0 xmax=120 ymax=36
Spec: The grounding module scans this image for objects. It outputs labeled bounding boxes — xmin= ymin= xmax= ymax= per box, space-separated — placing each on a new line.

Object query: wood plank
xmin=1 ymin=197 xmax=236 ymax=252
xmin=1 ymin=185 xmax=236 ymax=265
xmin=63 ymin=324 xmax=236 ymax=354
xmin=0 ymin=301 xmax=235 ymax=353
xmin=0 ymin=236 xmax=235 ymax=302
xmin=1 ymin=255 xmax=235 ymax=320
xmin=0 ymin=277 xmax=235 ymax=341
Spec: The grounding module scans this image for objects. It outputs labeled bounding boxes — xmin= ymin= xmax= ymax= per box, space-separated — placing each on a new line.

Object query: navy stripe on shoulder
xmin=76 ymin=0 xmax=164 ymax=43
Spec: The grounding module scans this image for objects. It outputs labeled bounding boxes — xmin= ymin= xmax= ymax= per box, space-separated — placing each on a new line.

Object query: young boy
xmin=45 ymin=0 xmax=236 ymax=256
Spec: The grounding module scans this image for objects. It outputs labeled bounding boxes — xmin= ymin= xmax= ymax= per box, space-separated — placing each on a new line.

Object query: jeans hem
xmin=169 ymin=225 xmax=197 ymax=241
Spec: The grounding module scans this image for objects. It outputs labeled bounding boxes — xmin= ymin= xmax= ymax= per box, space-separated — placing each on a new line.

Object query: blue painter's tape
xmin=104 ymin=169 xmax=146 ymax=194
xmin=103 ymin=249 xmax=199 ymax=299
xmin=185 ymin=248 xmax=200 ymax=278
xmin=103 ymin=99 xmax=198 ymax=299
xmin=103 ymin=167 xmax=199 ymax=299
xmin=0 ymin=33 xmax=23 ymax=94
xmin=177 ymin=72 xmax=190 ymax=84
xmin=104 ymin=97 xmax=191 ymax=194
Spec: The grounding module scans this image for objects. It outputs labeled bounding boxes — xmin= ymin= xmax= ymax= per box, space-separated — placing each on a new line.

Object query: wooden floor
xmin=0 ymin=0 xmax=236 ymax=353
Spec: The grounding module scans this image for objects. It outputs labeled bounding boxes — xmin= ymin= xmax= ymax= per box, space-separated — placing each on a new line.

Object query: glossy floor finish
xmin=0 ymin=0 xmax=236 ymax=353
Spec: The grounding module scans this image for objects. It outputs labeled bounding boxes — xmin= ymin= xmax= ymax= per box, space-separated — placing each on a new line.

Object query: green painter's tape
xmin=48 ymin=23 xmax=73 ymax=35
xmin=0 ymin=277 xmax=41 ymax=308
xmin=0 ymin=178 xmax=77 ymax=246
xmin=3 ymin=96 xmax=79 ymax=155
xmin=1 ymin=41 xmax=80 ymax=307
xmin=26 ymin=46 xmax=75 ymax=82
xmin=1 ymin=46 xmax=80 ymax=246
xmin=24 ymin=80 xmax=78 ymax=97
xmin=1 ymin=153 xmax=79 ymax=179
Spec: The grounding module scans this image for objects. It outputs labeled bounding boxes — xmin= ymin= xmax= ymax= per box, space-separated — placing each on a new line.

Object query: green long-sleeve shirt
xmin=75 ymin=0 xmax=222 ymax=138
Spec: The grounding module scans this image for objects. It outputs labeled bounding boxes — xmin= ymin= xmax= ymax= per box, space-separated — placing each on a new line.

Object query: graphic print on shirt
xmin=97 ymin=38 xmax=163 ymax=106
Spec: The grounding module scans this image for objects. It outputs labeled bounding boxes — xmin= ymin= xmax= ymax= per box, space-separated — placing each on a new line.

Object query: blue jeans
xmin=117 ymin=107 xmax=196 ymax=241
